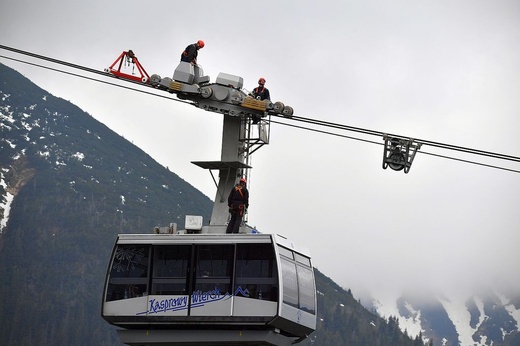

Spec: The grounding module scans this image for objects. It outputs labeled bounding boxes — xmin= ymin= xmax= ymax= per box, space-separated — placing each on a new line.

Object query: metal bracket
xmin=106 ymin=50 xmax=150 ymax=83
xmin=382 ymin=135 xmax=422 ymax=173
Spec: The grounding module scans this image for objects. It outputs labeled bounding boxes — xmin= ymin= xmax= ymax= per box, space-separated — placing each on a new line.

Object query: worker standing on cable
xmin=180 ymin=40 xmax=205 ymax=65
xmin=226 ymin=178 xmax=249 ymax=234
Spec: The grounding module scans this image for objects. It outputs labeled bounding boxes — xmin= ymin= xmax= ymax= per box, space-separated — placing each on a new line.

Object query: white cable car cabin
xmin=101 ymin=229 xmax=317 ymax=346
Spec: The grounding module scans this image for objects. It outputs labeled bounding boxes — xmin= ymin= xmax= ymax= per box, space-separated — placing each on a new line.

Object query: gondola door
xmin=188 ymin=244 xmax=235 ymax=316
xmin=147 ymin=245 xmax=192 ymax=317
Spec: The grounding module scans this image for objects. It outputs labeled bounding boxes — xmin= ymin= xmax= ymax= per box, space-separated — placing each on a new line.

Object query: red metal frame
xmin=107 ymin=50 xmax=150 ymax=83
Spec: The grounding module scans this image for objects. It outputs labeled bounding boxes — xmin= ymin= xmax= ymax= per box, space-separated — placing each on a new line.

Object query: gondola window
xmin=106 ymin=244 xmax=150 ymax=302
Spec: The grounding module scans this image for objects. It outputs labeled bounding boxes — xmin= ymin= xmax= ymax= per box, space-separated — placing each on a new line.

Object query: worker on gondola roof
xmin=226 ymin=177 xmax=249 ymax=234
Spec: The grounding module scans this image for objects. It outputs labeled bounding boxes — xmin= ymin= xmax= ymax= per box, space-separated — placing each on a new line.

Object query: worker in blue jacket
xmin=180 ymin=40 xmax=205 ymax=65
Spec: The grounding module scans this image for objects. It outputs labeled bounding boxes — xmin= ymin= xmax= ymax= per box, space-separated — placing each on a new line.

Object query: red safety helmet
xmin=258 ymin=77 xmax=266 ymax=85
xmin=197 ymin=40 xmax=205 ymax=48
xmin=239 ymin=177 xmax=247 ymax=184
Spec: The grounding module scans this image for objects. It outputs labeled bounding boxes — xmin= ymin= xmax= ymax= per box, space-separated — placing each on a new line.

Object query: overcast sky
xmin=1 ymin=0 xmax=519 ymax=307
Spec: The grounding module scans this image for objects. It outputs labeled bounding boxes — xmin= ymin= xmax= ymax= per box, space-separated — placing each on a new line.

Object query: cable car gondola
xmin=101 ymin=228 xmax=316 ymax=345
xmin=99 ymin=52 xmax=316 ymax=345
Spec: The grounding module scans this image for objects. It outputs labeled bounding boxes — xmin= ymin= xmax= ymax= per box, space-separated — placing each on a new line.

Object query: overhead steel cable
xmin=1 ymin=44 xmax=519 ymax=171
xmin=269 ymin=119 xmax=383 ymax=146
xmin=286 ymin=114 xmax=384 ymax=137
xmin=0 ymin=45 xmax=192 ymax=106
xmin=1 ymin=44 xmax=113 ymax=78
xmin=271 ymin=118 xmax=520 ymax=173
xmin=275 ymin=114 xmax=520 ymax=163
xmin=419 ymin=151 xmax=520 ymax=174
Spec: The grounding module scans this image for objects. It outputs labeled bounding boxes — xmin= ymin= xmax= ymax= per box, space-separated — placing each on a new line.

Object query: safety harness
xmin=232 ymin=186 xmax=245 ymax=216
xmin=254 ymin=86 xmax=266 ymax=97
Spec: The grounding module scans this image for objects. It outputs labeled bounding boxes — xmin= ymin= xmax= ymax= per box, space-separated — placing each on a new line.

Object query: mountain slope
xmin=0 ymin=62 xmax=420 ymax=345
xmin=372 ymin=289 xmax=520 ymax=346
xmin=0 ymin=62 xmax=213 ymax=345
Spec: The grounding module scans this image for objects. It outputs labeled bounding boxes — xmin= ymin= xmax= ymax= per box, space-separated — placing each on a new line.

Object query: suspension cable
xmin=271 ymin=119 xmax=520 ymax=173
xmin=0 ymin=45 xmax=192 ymax=105
xmin=1 ymin=44 xmax=519 ymax=172
xmin=273 ymin=114 xmax=520 ymax=163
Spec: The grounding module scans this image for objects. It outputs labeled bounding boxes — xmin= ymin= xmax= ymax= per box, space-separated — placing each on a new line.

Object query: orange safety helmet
xmin=239 ymin=177 xmax=247 ymax=184
xmin=197 ymin=40 xmax=205 ymax=48
xmin=258 ymin=77 xmax=266 ymax=85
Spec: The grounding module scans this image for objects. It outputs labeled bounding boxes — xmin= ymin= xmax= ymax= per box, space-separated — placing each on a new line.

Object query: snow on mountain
xmin=497 ymin=291 xmax=520 ymax=329
xmin=440 ymin=295 xmax=486 ymax=346
xmin=1 ymin=94 xmax=17 ymax=233
xmin=0 ymin=170 xmax=14 ymax=233
xmin=1 ymin=85 xmax=78 ymax=234
xmin=373 ymin=291 xmax=424 ymax=338
xmin=371 ymin=288 xmax=520 ymax=346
